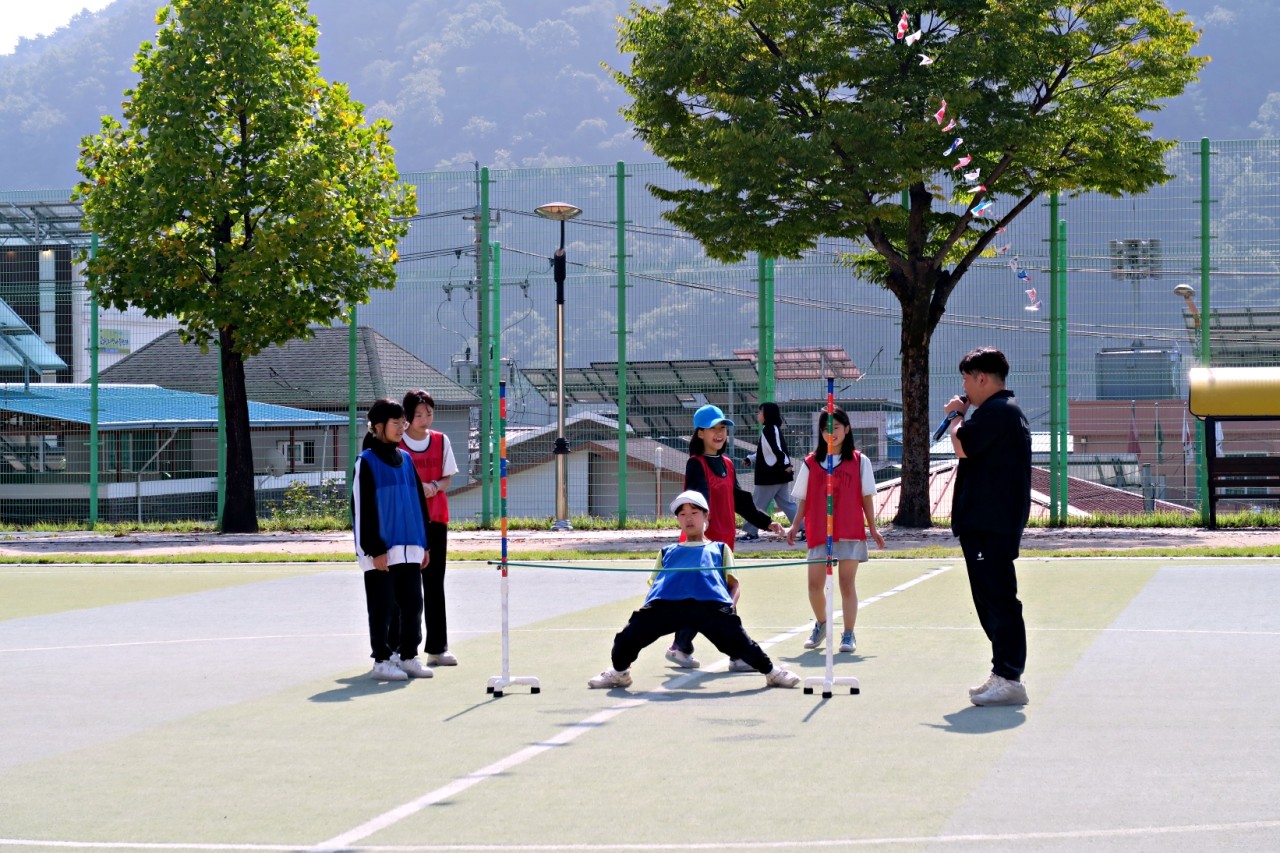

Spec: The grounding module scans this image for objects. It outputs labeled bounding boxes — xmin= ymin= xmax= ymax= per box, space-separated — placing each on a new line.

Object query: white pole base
xmin=803 ymin=674 xmax=860 ymax=698
xmin=486 ymin=674 xmax=541 ymax=697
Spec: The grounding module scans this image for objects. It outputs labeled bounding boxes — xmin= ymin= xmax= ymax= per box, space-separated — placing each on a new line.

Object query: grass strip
xmin=2 ymin=544 xmax=1279 ymax=565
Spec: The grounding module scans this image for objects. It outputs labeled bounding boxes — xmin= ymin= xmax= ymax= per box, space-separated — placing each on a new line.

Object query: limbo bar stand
xmin=487 ymin=381 xmax=541 ymax=697
xmin=804 ymin=377 xmax=861 ymax=698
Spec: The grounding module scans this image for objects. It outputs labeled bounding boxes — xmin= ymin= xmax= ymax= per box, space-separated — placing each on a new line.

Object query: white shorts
xmin=807 ymin=539 xmax=868 ymax=562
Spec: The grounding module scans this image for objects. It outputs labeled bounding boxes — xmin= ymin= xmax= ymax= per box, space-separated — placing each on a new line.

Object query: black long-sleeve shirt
xmin=683 ymin=454 xmax=775 ymax=530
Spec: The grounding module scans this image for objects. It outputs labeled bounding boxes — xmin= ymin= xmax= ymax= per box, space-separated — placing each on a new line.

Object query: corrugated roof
xmin=99 ymin=327 xmax=477 ymax=408
xmin=0 ymin=383 xmax=346 ymax=430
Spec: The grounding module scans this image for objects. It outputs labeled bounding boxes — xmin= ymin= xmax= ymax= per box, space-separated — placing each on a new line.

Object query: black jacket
xmin=950 ymin=390 xmax=1031 ymax=538
xmin=752 ymin=425 xmax=794 ymax=486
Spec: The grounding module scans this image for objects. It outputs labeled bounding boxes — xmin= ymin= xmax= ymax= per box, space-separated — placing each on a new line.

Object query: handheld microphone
xmin=932 ymin=395 xmax=968 ymax=441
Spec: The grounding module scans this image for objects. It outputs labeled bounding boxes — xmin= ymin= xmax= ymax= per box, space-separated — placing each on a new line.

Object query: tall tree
xmin=76 ymin=0 xmax=415 ymax=532
xmin=615 ymin=0 xmax=1203 ymax=526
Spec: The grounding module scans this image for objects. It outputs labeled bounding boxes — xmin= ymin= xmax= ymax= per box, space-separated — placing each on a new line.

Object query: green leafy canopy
xmin=615 ymin=0 xmax=1203 ymax=527
xmin=615 ymin=0 xmax=1203 ymax=287
xmin=74 ymin=0 xmax=416 ymax=356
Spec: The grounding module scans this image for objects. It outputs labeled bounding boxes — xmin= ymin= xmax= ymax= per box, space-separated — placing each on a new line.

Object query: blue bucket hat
xmin=692 ymin=404 xmax=734 ymax=430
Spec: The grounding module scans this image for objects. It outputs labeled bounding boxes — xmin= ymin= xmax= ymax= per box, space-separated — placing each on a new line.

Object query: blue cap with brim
xmin=693 ymin=404 xmax=734 ymax=430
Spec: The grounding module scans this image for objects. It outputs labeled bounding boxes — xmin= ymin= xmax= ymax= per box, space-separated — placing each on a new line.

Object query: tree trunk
xmin=219 ymin=327 xmax=259 ymax=533
xmin=892 ymin=290 xmax=938 ymax=528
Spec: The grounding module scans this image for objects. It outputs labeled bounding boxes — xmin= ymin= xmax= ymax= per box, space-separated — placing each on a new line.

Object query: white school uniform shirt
xmin=400 ymin=430 xmax=460 ymax=477
xmin=790 ymin=453 xmax=876 ymax=500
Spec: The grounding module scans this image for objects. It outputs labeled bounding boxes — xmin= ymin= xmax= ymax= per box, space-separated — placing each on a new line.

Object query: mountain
xmin=2 ymin=1 xmax=1278 ymax=191
xmin=0 ymin=0 xmax=647 ymax=190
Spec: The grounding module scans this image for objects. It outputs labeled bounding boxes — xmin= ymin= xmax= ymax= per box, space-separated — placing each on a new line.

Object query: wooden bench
xmin=1189 ymin=367 xmax=1280 ymax=530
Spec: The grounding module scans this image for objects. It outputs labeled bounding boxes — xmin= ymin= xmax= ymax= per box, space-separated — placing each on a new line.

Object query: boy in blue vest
xmin=588 ymin=490 xmax=801 ymax=689
xmin=353 ymin=398 xmax=433 ymax=682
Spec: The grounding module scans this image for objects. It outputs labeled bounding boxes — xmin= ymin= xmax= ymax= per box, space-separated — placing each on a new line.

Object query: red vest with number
xmin=803 ymin=452 xmax=865 ymax=542
xmin=685 ymin=455 xmax=737 ymax=551
xmin=401 ymin=431 xmax=449 ymax=525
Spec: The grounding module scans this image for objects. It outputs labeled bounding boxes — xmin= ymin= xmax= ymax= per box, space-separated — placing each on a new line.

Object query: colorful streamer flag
xmin=952 ymin=155 xmax=972 ymax=169
xmin=970 ymin=184 xmax=987 ymax=194
xmin=996 ymin=243 xmax=1011 ymax=254
xmin=934 ymin=100 xmax=947 ymax=124
xmin=1025 ymin=287 xmax=1037 ymax=302
xmin=942 ymin=118 xmax=956 ymax=131
xmin=944 ymin=138 xmax=963 ymax=155
xmin=1009 ymin=256 xmax=1020 ymax=271
xmin=962 ymin=169 xmax=980 ymax=182
xmin=919 ymin=54 xmax=934 ymax=65
xmin=970 ymin=199 xmax=993 ymax=216
xmin=897 ymin=11 xmax=910 ymax=39
xmin=1025 ymin=301 xmax=1041 ymax=312
xmin=905 ymin=30 xmax=923 ymax=45
xmin=1017 ymin=269 xmax=1030 ymax=281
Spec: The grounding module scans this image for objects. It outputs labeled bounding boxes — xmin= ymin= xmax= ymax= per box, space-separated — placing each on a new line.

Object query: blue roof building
xmin=1 ymin=383 xmax=348 ymax=524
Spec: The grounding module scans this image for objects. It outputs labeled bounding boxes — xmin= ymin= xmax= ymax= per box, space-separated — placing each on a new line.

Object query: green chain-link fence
xmin=3 ymin=139 xmax=1279 ymax=527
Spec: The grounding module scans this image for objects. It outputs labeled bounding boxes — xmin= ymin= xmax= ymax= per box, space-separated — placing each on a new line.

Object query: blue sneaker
xmin=839 ymin=630 xmax=856 ymax=653
xmin=803 ymin=621 xmax=825 ymax=649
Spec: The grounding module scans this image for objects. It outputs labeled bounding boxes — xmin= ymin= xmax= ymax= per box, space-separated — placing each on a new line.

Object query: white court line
xmin=867 ymin=625 xmax=1280 ymax=637
xmin=0 ymin=633 xmax=365 ymax=654
xmin=312 ymin=565 xmax=953 ymax=851
xmin=5 ymin=817 xmax=1280 ymax=850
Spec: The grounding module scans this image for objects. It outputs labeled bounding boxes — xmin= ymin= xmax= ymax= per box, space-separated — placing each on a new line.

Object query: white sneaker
xmin=371 ymin=660 xmax=408 ymax=681
xmin=727 ymin=658 xmax=755 ymax=672
xmin=971 ymin=675 xmax=1029 ymax=706
xmin=765 ymin=668 xmax=801 ymax=688
xmin=969 ymin=672 xmax=998 ymax=697
xmin=427 ymin=651 xmax=458 ymax=666
xmin=397 ymin=657 xmax=434 ymax=678
xmin=665 ymin=647 xmax=701 ymax=669
xmin=587 ymin=668 xmax=633 ymax=689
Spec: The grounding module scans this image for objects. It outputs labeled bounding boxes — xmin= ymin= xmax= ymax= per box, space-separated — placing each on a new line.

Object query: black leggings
xmin=612 ymin=600 xmax=772 ymax=673
xmin=364 ymin=563 xmax=424 ymax=662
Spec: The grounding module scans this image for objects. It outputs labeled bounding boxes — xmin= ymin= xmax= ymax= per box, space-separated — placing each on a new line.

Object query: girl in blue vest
xmin=588 ymin=490 xmax=801 ymax=690
xmin=785 ymin=407 xmax=885 ymax=654
xmin=353 ymin=399 xmax=434 ymax=682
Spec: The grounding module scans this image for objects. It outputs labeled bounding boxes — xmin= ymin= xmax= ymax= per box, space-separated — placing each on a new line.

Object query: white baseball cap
xmin=669 ymin=489 xmax=710 ymax=515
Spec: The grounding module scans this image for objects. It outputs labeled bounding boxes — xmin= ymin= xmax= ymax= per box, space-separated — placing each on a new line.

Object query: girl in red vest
xmin=667 ymin=404 xmax=783 ymax=669
xmin=397 ymin=389 xmax=460 ymax=667
xmin=785 ymin=406 xmax=884 ymax=654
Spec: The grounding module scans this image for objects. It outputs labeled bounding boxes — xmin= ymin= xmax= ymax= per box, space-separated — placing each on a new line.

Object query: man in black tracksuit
xmin=943 ymin=347 xmax=1032 ymax=707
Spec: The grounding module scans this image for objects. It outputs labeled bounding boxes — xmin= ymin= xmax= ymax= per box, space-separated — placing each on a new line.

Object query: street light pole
xmin=535 ymin=201 xmax=583 ymax=530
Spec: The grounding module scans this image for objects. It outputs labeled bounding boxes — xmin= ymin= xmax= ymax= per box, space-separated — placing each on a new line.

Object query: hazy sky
xmin=0 ymin=0 xmax=118 ymax=54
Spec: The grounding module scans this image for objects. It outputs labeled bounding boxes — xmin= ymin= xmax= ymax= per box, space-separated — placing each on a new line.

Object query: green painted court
xmin=1 ymin=556 xmax=1278 ymax=851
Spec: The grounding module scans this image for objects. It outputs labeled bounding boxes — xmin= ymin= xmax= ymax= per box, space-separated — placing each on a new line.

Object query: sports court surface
xmin=2 ymin=555 xmax=1278 ymax=852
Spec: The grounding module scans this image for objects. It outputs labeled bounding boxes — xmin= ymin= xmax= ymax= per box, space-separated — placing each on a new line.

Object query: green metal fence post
xmin=615 ymin=161 xmax=629 ymax=526
xmin=1196 ymin=137 xmax=1212 ymax=519
xmin=478 ymin=167 xmax=492 ymax=527
xmin=1053 ymin=215 xmax=1069 ymax=524
xmin=490 ymin=240 xmax=502 ymax=519
xmin=1047 ymin=195 xmax=1061 ymax=524
xmin=88 ymin=233 xmax=99 ymax=528
xmin=757 ymin=255 xmax=775 ymax=405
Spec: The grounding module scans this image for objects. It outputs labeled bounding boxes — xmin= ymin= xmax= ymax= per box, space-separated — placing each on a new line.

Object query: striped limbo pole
xmin=487 ymin=381 xmax=540 ymax=696
xmin=804 ymin=376 xmax=860 ymax=697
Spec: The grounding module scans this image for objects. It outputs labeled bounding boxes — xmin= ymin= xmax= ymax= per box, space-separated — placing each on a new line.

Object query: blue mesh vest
xmin=645 ymin=541 xmax=732 ymax=605
xmin=360 ymin=448 xmax=427 ymax=550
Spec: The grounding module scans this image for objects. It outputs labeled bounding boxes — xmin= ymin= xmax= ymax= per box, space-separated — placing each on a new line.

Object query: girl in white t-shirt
xmin=785 ymin=407 xmax=884 ymax=654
